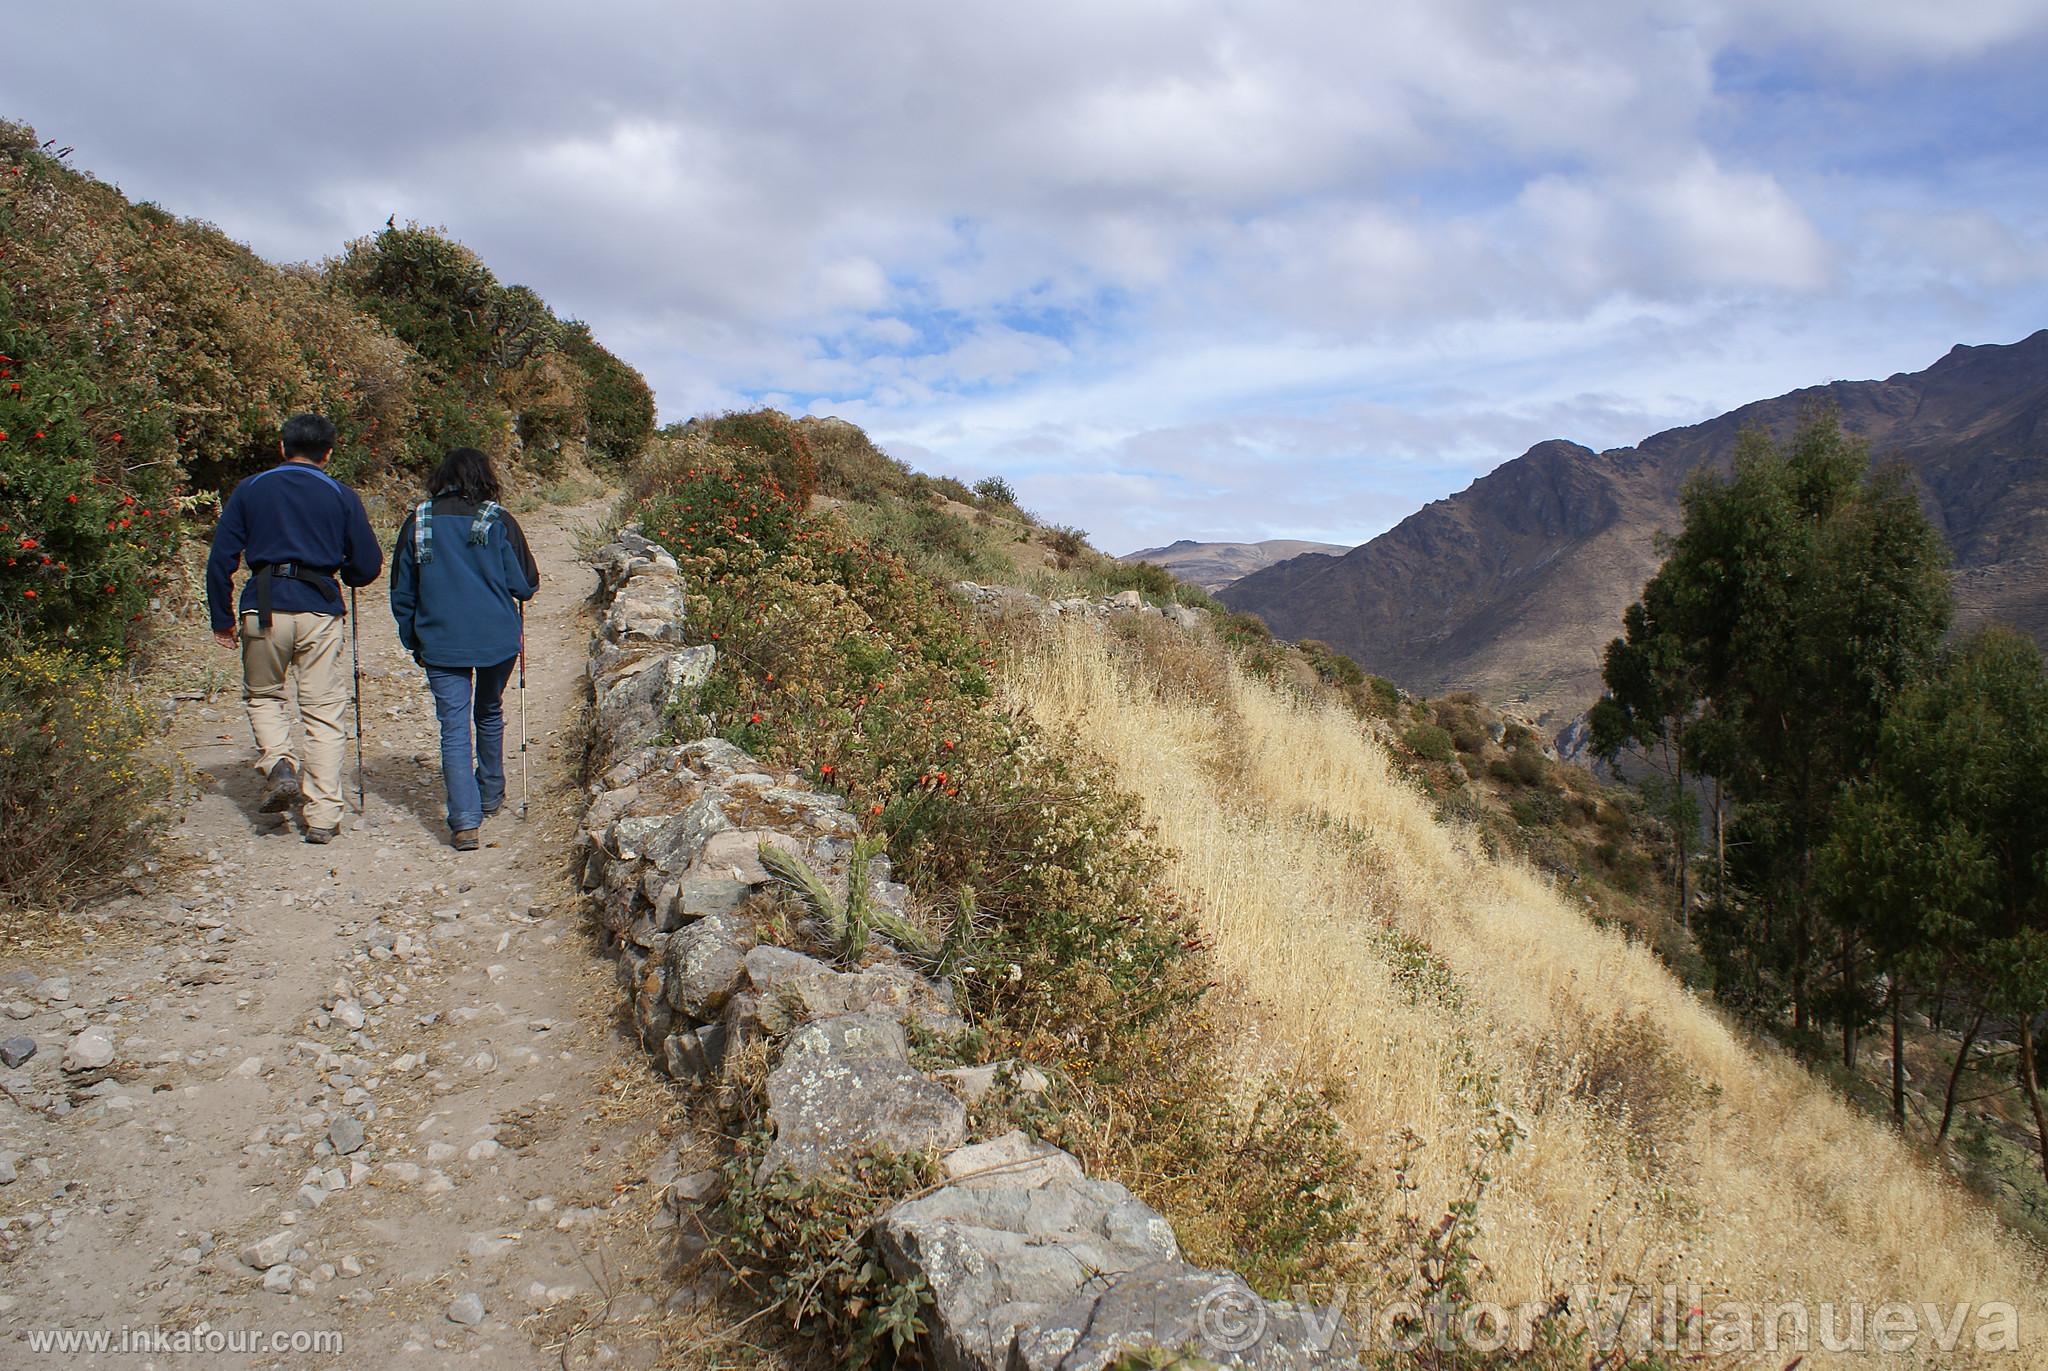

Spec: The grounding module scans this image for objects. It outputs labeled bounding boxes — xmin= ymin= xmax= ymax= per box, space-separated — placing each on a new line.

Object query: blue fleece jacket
xmin=388 ymin=495 xmax=540 ymax=668
xmin=205 ymin=461 xmax=384 ymax=632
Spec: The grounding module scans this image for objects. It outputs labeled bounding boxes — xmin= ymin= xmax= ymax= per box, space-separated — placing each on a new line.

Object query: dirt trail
xmin=0 ymin=500 xmax=696 ymax=1368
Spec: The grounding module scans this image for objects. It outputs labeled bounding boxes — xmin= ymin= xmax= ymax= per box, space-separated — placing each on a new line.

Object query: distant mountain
xmin=1123 ymin=538 xmax=1351 ymax=591
xmin=1221 ymin=331 xmax=2048 ymax=730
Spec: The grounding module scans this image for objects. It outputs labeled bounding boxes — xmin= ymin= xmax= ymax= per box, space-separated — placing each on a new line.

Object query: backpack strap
xmin=468 ymin=500 xmax=504 ymax=546
xmin=413 ymin=499 xmax=437 ymax=564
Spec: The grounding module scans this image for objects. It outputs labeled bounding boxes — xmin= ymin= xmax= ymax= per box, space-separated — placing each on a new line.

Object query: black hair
xmin=428 ymin=447 xmax=501 ymax=504
xmin=280 ymin=413 xmax=337 ymax=460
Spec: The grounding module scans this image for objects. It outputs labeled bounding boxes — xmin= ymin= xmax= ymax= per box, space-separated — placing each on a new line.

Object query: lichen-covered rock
xmin=761 ymin=1054 xmax=967 ymax=1178
xmin=739 ymin=945 xmax=954 ymax=1022
xmin=663 ymin=911 xmax=759 ymax=1020
xmin=778 ymin=1011 xmax=909 ymax=1068
xmin=612 ymin=796 xmax=729 ymax=874
xmin=874 ymin=1137 xmax=1179 ymax=1371
xmin=602 ymin=568 xmax=689 ymax=645
xmin=594 ymin=646 xmax=714 ymax=751
xmin=1011 ymin=1261 xmax=1357 ymax=1371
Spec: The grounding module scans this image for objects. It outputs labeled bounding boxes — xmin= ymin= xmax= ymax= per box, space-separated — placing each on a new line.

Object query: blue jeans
xmin=424 ymin=658 xmax=517 ymax=832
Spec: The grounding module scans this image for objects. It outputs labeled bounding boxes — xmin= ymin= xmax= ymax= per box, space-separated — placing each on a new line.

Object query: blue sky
xmin=11 ymin=1 xmax=2048 ymax=553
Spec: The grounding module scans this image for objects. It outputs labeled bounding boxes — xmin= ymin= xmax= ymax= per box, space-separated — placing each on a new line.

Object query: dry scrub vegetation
xmin=1009 ymin=614 xmax=2048 ymax=1365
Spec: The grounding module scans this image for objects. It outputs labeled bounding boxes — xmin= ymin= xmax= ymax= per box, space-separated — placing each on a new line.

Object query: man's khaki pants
xmin=240 ymin=609 xmax=349 ymax=830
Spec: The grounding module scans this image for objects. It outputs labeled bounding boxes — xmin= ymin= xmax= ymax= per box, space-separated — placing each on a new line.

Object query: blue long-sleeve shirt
xmin=389 ymin=495 xmax=539 ymax=668
xmin=205 ymin=461 xmax=383 ymax=632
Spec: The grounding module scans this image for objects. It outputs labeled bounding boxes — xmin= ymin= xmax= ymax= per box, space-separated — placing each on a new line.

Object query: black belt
xmin=251 ymin=561 xmax=341 ymax=628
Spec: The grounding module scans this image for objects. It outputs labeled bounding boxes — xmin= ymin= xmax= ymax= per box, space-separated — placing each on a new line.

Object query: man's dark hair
xmin=428 ymin=447 xmax=501 ymax=504
xmin=280 ymin=413 xmax=338 ymax=460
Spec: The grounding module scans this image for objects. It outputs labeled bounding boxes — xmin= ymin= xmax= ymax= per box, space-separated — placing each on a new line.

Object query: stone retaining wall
xmin=579 ymin=529 xmax=1353 ymax=1369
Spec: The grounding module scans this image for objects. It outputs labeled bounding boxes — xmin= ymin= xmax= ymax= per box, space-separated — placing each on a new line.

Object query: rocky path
xmin=0 ymin=500 xmax=699 ymax=1369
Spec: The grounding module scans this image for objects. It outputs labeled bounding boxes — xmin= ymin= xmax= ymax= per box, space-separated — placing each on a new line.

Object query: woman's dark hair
xmin=428 ymin=447 xmax=501 ymax=503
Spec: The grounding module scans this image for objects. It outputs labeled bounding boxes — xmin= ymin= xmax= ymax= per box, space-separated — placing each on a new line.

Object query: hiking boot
xmin=259 ymin=759 xmax=301 ymax=813
xmin=452 ymin=828 xmax=480 ymax=851
xmin=303 ymin=825 xmax=338 ymax=845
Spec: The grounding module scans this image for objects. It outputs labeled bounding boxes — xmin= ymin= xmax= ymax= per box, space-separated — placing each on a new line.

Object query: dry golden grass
xmin=1009 ymin=619 xmax=2047 ymax=1366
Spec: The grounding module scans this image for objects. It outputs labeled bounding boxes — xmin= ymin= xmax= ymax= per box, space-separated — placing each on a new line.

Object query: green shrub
xmin=1044 ymin=524 xmax=1087 ymax=563
xmin=1101 ymin=559 xmax=1176 ymax=599
xmin=971 ymin=475 xmax=1016 ymax=506
xmin=1298 ymin=638 xmax=1365 ymax=687
xmin=696 ymin=410 xmax=820 ymax=507
xmin=1404 ymin=723 xmax=1456 ymax=764
xmin=559 ymin=322 xmax=654 ymax=466
xmin=0 ymin=643 xmax=164 ymax=911
xmin=0 ymin=322 xmax=176 ymax=648
xmin=1508 ymin=744 xmax=1550 ymax=786
xmin=718 ymin=1137 xmax=938 ymax=1366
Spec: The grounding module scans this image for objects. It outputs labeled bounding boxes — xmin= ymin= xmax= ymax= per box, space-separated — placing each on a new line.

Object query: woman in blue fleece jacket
xmin=389 ymin=448 xmax=540 ymax=849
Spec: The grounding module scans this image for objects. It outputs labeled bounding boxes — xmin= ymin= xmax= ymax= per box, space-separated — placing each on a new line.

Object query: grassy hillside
xmin=622 ymin=413 xmax=2045 ymax=1364
xmin=1015 ymin=619 xmax=2043 ymax=1364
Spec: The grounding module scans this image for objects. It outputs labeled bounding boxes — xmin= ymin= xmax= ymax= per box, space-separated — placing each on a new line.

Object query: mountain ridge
xmin=1221 ymin=330 xmax=2048 ymax=726
xmin=1120 ymin=537 xmax=1350 ymax=591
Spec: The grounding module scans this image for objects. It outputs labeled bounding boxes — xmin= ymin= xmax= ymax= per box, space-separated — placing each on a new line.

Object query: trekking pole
xmin=517 ymin=602 xmax=529 ymax=820
xmin=349 ymin=587 xmax=366 ymax=815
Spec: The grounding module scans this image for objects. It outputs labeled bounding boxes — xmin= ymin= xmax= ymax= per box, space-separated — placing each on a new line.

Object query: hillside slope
xmin=1221 ymin=332 xmax=2048 ymax=726
xmin=1122 ymin=537 xmax=1349 ymax=590
xmin=1014 ymin=617 xmax=2046 ymax=1365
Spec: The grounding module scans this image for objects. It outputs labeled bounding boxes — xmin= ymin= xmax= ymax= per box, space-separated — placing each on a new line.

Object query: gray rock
xmin=670 ymin=1168 xmax=726 ymax=1205
xmin=613 ymin=794 xmax=729 ymax=874
xmin=240 ymin=1231 xmax=295 ymax=1270
xmin=0 ymin=1036 xmax=35 ymax=1069
xmin=696 ymin=828 xmax=807 ymax=886
xmin=778 ymin=1012 xmax=909 ymax=1068
xmin=663 ymin=911 xmax=758 ymax=1020
xmin=740 ymin=945 xmax=954 ymax=1022
xmin=602 ymin=570 xmax=689 ymax=645
xmin=661 ymin=1023 xmax=728 ymax=1081
xmin=445 ymin=1291 xmax=486 ymax=1326
xmin=328 ymin=1116 xmax=366 ymax=1156
xmin=939 ymin=1132 xmax=1083 ymax=1189
xmin=761 ymin=1054 xmax=967 ymax=1178
xmin=1012 ymin=1261 xmax=1357 ymax=1370
xmin=875 ymin=1145 xmax=1179 ymax=1371
xmin=935 ymin=1061 xmax=1049 ymax=1103
xmin=61 ymin=1029 xmax=114 ymax=1072
xmin=261 ymin=1263 xmax=297 ymax=1294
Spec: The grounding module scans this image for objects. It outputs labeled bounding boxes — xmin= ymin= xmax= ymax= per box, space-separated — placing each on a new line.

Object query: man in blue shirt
xmin=206 ymin=414 xmax=383 ymax=843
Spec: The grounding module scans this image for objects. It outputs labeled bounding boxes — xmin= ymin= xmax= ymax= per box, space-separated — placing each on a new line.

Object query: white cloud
xmin=6 ymin=0 xmax=2044 ymax=551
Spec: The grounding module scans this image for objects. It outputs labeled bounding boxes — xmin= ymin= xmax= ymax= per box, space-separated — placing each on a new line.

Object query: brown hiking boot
xmin=452 ymin=828 xmax=480 ymax=851
xmin=259 ymin=759 xmax=301 ymax=814
xmin=303 ymin=825 xmax=338 ymax=845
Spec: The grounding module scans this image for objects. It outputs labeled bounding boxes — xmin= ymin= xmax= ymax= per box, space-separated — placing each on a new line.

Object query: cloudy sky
xmin=12 ymin=2 xmax=2048 ymax=552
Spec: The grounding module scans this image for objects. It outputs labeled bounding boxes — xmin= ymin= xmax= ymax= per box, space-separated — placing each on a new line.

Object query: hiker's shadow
xmin=192 ymin=749 xmax=303 ymax=842
xmin=362 ymin=759 xmax=453 ymax=843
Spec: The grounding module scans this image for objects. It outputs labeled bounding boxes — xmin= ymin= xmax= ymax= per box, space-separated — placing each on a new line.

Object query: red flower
xmin=65 ymin=494 xmax=77 ymax=504
xmin=108 ymin=432 xmax=122 ymax=443
xmin=748 ymin=712 xmax=762 ymax=724
xmin=18 ymin=537 xmax=35 ymax=550
xmin=21 ymin=590 xmax=33 ymax=599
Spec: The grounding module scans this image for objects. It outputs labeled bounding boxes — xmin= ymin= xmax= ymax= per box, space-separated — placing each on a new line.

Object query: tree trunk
xmin=1890 ymin=975 xmax=1905 ymax=1128
xmin=1841 ymin=926 xmax=1857 ymax=1071
xmin=1674 ymin=746 xmax=1689 ymax=932
xmin=2019 ymin=1012 xmax=2048 ymax=1188
xmin=1938 ymin=1003 xmax=1986 ymax=1145
xmin=1713 ymin=781 xmax=1725 ymax=902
